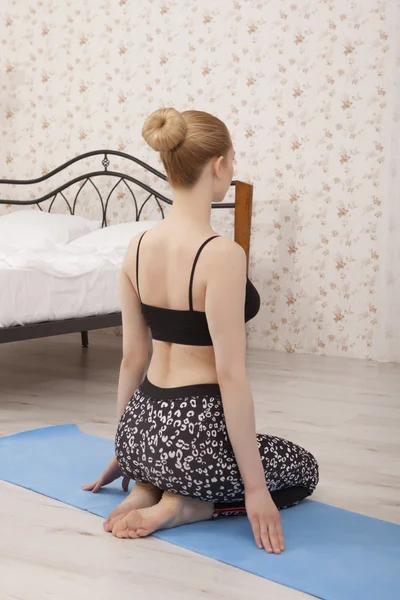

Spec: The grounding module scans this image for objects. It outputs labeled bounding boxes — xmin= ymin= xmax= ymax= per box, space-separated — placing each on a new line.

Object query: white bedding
xmin=0 ymin=259 xmax=121 ymax=328
xmin=0 ymin=219 xmax=158 ymax=328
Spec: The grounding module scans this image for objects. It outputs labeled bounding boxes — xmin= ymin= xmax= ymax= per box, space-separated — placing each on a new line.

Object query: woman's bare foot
xmin=104 ymin=482 xmax=162 ymax=532
xmin=111 ymin=491 xmax=214 ymax=539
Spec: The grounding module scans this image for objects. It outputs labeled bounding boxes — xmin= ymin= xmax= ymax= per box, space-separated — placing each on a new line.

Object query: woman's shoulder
xmin=125 ymin=226 xmax=159 ymax=254
xmin=204 ymin=236 xmax=247 ymax=277
xmin=122 ymin=229 xmax=152 ymax=270
xmin=210 ymin=236 xmax=246 ymax=260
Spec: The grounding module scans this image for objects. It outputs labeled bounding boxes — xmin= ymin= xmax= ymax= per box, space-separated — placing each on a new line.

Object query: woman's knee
xmin=305 ymin=450 xmax=319 ymax=492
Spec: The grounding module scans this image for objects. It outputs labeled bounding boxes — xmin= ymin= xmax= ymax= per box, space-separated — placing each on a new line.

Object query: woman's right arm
xmin=83 ymin=238 xmax=149 ymax=493
xmin=205 ymin=239 xmax=284 ymax=554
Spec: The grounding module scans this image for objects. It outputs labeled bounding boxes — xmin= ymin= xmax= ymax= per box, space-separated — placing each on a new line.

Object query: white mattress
xmin=0 ymin=247 xmax=122 ymax=328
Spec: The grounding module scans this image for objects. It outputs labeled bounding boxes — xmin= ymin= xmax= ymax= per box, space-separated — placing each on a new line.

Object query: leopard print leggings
xmin=115 ymin=378 xmax=319 ymax=516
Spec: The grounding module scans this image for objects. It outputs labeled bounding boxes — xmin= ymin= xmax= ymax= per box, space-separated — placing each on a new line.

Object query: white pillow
xmin=70 ymin=220 xmax=158 ymax=252
xmin=0 ymin=210 xmax=101 ymax=249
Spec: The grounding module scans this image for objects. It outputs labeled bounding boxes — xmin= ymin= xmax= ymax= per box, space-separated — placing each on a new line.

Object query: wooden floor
xmin=0 ymin=333 xmax=399 ymax=600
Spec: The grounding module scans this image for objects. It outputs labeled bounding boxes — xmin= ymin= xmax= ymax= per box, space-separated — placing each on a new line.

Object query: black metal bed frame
xmin=0 ymin=150 xmax=244 ymax=346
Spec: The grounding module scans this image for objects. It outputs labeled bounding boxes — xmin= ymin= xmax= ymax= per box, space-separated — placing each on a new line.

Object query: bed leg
xmin=81 ymin=331 xmax=89 ymax=348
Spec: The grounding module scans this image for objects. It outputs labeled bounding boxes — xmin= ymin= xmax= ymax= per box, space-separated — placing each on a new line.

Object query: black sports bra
xmin=136 ymin=233 xmax=260 ymax=346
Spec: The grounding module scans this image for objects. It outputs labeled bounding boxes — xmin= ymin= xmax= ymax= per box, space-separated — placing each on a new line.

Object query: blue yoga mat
xmin=0 ymin=425 xmax=399 ymax=600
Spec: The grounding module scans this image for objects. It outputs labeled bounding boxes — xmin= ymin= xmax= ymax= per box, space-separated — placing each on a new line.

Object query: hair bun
xmin=142 ymin=108 xmax=187 ymax=152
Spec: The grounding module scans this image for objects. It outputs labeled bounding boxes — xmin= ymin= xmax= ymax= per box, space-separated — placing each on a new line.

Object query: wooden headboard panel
xmin=234 ymin=181 xmax=253 ymax=270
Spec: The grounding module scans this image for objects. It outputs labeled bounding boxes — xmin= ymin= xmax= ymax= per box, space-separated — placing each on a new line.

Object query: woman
xmin=83 ymin=108 xmax=319 ymax=554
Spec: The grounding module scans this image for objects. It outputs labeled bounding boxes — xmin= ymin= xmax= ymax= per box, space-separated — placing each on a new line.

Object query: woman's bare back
xmin=124 ymin=220 xmax=222 ymax=387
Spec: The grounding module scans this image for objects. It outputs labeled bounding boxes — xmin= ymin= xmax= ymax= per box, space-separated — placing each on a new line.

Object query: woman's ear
xmin=213 ymin=156 xmax=225 ymax=179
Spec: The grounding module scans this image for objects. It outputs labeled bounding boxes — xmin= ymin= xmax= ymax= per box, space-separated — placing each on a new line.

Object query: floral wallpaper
xmin=1 ymin=0 xmax=399 ymax=361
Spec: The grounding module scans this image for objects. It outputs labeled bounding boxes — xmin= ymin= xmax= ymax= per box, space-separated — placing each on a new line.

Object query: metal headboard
xmin=0 ymin=149 xmax=237 ymax=226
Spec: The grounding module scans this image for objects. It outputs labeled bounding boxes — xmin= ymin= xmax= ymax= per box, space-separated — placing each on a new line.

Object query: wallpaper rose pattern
xmin=1 ymin=0 xmax=399 ymax=361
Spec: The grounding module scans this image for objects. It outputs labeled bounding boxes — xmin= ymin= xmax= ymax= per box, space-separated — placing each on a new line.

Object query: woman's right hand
xmin=82 ymin=456 xmax=130 ymax=493
xmin=245 ymin=486 xmax=285 ymax=554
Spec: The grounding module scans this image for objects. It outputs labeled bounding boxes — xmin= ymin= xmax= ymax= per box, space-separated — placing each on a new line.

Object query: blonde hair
xmin=142 ymin=108 xmax=232 ymax=187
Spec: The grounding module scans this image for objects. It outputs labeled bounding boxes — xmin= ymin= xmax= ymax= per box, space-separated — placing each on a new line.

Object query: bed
xmin=0 ymin=150 xmax=253 ymax=346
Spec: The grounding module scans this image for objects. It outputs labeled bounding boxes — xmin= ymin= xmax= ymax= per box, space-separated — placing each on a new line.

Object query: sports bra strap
xmin=188 ymin=236 xmax=219 ymax=311
xmin=136 ymin=230 xmax=147 ymax=300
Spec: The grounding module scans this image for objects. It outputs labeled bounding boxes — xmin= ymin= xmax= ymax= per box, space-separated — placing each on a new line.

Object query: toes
xmin=136 ymin=528 xmax=149 ymax=538
xmin=111 ymin=510 xmax=143 ymax=539
xmin=112 ymin=517 xmax=127 ymax=536
xmin=128 ymin=530 xmax=139 ymax=539
xmin=108 ymin=514 xmax=125 ymax=531
xmin=116 ymin=529 xmax=130 ymax=539
xmin=104 ymin=518 xmax=115 ymax=533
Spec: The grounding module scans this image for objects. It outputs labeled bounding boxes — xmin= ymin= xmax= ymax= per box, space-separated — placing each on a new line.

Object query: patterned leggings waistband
xmin=140 ymin=377 xmax=221 ymax=400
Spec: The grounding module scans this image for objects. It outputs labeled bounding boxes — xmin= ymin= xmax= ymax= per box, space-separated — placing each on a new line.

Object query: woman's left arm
xmin=117 ymin=256 xmax=149 ymax=419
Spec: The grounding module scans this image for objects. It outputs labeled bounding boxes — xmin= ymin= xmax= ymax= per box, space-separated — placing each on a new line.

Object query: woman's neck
xmin=168 ymin=179 xmax=213 ymax=231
